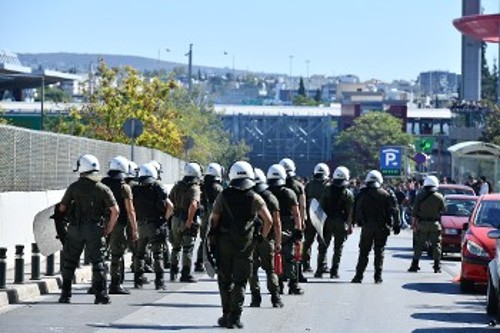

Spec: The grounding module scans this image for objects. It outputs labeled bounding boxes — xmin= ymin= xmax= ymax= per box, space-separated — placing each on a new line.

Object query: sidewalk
xmin=0 ymin=253 xmax=92 ymax=307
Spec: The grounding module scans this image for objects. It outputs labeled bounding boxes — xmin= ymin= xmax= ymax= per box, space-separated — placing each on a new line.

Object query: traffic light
xmin=415 ymin=138 xmax=434 ymax=153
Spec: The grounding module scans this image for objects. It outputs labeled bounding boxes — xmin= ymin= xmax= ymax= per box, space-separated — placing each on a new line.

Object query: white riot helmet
xmin=149 ymin=160 xmax=163 ymax=180
xmin=185 ymin=162 xmax=203 ymax=178
xmin=365 ymin=170 xmax=383 ymax=188
xmin=228 ymin=161 xmax=255 ymax=190
xmin=267 ymin=164 xmax=287 ymax=186
xmin=109 ymin=156 xmax=129 ymax=173
xmin=253 ymin=167 xmax=268 ymax=192
xmin=138 ymin=163 xmax=158 ymax=184
xmin=332 ymin=166 xmax=350 ymax=187
xmin=127 ymin=161 xmax=139 ymax=178
xmin=279 ymin=158 xmax=296 ymax=177
xmin=424 ymin=175 xmax=439 ymax=188
xmin=206 ymin=162 xmax=223 ymax=180
xmin=313 ymin=163 xmax=330 ymax=179
xmin=74 ymin=154 xmax=100 ymax=174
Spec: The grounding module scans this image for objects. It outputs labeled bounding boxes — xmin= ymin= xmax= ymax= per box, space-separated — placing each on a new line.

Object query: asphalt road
xmin=0 ymin=228 xmax=496 ymax=333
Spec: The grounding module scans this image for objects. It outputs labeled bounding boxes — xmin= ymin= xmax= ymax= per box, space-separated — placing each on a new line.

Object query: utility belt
xmin=68 ymin=218 xmax=102 ymax=226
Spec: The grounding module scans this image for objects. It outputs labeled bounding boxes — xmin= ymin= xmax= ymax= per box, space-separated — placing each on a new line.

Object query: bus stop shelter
xmin=448 ymin=141 xmax=500 ymax=192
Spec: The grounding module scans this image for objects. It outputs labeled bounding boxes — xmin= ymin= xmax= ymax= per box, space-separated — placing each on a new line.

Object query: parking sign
xmin=380 ymin=146 xmax=402 ymax=176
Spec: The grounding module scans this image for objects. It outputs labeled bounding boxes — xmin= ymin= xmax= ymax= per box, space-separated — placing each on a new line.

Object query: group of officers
xmin=53 ymin=153 xmax=446 ymax=329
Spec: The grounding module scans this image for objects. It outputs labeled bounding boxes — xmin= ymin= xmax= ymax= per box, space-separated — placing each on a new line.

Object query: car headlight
xmin=465 ymin=240 xmax=489 ymax=258
xmin=443 ymin=228 xmax=459 ymax=235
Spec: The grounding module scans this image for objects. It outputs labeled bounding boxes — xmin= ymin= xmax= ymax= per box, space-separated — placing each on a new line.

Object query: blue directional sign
xmin=380 ymin=146 xmax=402 ymax=176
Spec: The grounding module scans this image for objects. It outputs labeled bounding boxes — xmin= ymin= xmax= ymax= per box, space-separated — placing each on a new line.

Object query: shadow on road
xmin=412 ymin=327 xmax=495 ymax=333
xmin=88 ymin=323 xmax=219 ymax=330
xmin=403 ymin=282 xmax=461 ymax=295
xmin=131 ymin=302 xmax=219 ymax=308
xmin=160 ymin=290 xmax=219 ymax=295
xmin=386 ymin=246 xmax=413 ymax=252
xmin=411 ymin=312 xmax=489 ymax=326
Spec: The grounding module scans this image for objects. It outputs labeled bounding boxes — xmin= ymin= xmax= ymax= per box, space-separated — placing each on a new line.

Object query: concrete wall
xmin=0 ymin=190 xmax=64 ymax=269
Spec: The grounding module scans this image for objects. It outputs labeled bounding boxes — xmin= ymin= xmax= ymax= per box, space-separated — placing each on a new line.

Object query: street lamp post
xmin=186 ymin=44 xmax=193 ymax=92
xmin=40 ymin=76 xmax=45 ymax=131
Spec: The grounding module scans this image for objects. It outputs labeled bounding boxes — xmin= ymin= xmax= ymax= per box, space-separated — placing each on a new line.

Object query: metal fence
xmin=0 ymin=124 xmax=184 ymax=192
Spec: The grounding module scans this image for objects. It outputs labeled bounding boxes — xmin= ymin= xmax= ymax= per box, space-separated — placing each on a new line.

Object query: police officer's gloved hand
xmin=254 ymin=234 xmax=264 ymax=244
xmin=292 ymin=229 xmax=303 ymax=241
xmin=393 ymin=224 xmax=401 ymax=235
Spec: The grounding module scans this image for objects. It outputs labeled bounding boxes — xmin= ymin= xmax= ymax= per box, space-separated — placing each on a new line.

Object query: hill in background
xmin=18 ymin=52 xmax=239 ymax=76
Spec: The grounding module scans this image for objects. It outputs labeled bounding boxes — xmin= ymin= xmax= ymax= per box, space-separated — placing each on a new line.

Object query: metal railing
xmin=0 ymin=124 xmax=184 ymax=192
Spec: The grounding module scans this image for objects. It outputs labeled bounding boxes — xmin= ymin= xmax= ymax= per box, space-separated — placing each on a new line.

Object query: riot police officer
xmin=102 ymin=156 xmax=138 ymax=294
xmin=408 ymin=175 xmax=445 ymax=273
xmin=302 ymin=163 xmax=330 ymax=273
xmin=351 ymin=170 xmax=400 ymax=284
xmin=58 ymin=154 xmax=119 ymax=304
xmin=316 ymin=166 xmax=354 ymax=279
xmin=210 ymin=161 xmax=273 ymax=329
xmin=279 ymin=158 xmax=307 ymax=282
xmin=195 ymin=162 xmax=224 ymax=272
xmin=249 ymin=168 xmax=283 ymax=308
xmin=169 ymin=162 xmax=202 ymax=282
xmin=133 ymin=163 xmax=173 ymax=290
xmin=268 ymin=164 xmax=304 ymax=295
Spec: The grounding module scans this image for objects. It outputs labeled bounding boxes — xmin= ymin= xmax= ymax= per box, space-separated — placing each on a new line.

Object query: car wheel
xmin=487 ymin=273 xmax=499 ymax=315
xmin=460 ymin=278 xmax=475 ymax=293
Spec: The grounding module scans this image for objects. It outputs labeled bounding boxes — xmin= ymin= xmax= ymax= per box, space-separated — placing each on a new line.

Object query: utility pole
xmin=186 ymin=43 xmax=193 ymax=92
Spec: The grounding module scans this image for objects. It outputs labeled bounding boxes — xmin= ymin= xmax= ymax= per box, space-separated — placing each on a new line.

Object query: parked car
xmin=460 ymin=194 xmax=500 ymax=293
xmin=438 ymin=184 xmax=476 ymax=196
xmin=441 ymin=195 xmax=478 ymax=256
xmin=487 ymin=229 xmax=500 ymax=316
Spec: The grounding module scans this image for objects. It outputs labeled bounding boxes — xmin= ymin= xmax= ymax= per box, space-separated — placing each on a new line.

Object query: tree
xmin=481 ymin=42 xmax=498 ymax=103
xmin=314 ymin=89 xmax=322 ymax=103
xmin=333 ymin=112 xmax=414 ymax=177
xmin=37 ymin=86 xmax=72 ymax=103
xmin=49 ymin=60 xmax=249 ymax=165
xmin=298 ymin=77 xmax=306 ymax=97
xmin=480 ymin=102 xmax=500 ymax=146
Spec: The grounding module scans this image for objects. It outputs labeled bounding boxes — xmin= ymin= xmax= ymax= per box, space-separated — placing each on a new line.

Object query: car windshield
xmin=474 ymin=201 xmax=500 ymax=228
xmin=444 ymin=198 xmax=477 ymax=217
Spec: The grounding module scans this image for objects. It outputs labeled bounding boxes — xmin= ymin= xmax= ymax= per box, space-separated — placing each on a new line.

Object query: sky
xmin=2 ymin=0 xmax=500 ymax=82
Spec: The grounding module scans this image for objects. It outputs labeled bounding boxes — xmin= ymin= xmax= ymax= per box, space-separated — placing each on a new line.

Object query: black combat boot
xmin=217 ymin=314 xmax=228 ymax=327
xmin=314 ymin=269 xmax=323 ymax=278
xmin=227 ymin=313 xmax=244 ymax=329
xmin=179 ymin=267 xmax=197 ymax=283
xmin=330 ymin=266 xmax=339 ymax=279
xmin=408 ymin=259 xmax=420 ymax=272
xmin=298 ymin=265 xmax=308 ymax=283
xmin=194 ymin=260 xmax=205 ymax=272
xmin=302 ymin=261 xmax=313 ymax=273
xmin=249 ymin=292 xmax=262 ymax=307
xmin=271 ymin=293 xmax=284 ymax=308
xmin=109 ymin=278 xmax=130 ymax=295
xmin=288 ymin=282 xmax=304 ymax=295
xmin=155 ymin=272 xmax=166 ymax=290
xmin=351 ymin=273 xmax=363 ymax=283
xmin=433 ymin=260 xmax=442 ymax=273
xmin=58 ymin=279 xmax=72 ymax=303
xmin=134 ymin=272 xmax=144 ymax=289
xmin=170 ymin=266 xmax=179 ymax=281
xmin=94 ymin=281 xmax=111 ymax=305
xmin=374 ymin=271 xmax=383 ymax=284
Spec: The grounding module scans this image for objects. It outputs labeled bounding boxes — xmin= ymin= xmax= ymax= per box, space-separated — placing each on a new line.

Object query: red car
xmin=460 ymin=194 xmax=500 ymax=293
xmin=438 ymin=184 xmax=476 ymax=196
xmin=441 ymin=195 xmax=478 ymax=256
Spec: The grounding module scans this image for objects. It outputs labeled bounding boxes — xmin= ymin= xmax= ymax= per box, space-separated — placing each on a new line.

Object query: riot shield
xmin=33 ymin=204 xmax=63 ymax=256
xmin=309 ymin=198 xmax=327 ymax=242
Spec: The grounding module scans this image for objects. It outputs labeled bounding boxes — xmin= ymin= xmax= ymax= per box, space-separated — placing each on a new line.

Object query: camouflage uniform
xmin=60 ymin=175 xmax=117 ymax=303
xmin=169 ymin=177 xmax=201 ymax=281
xmin=409 ymin=188 xmax=445 ymax=272
xmin=351 ymin=185 xmax=399 ymax=283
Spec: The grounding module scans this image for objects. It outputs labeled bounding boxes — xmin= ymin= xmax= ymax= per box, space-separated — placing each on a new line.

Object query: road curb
xmin=0 ymin=265 xmax=92 ymax=307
